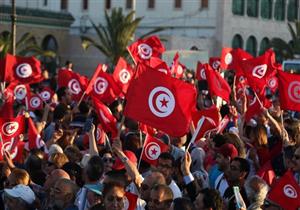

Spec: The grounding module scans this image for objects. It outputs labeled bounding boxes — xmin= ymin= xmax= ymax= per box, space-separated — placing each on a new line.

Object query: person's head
xmin=215 ymin=143 xmax=238 ymax=172
xmin=4 ymin=184 xmax=36 ymax=210
xmin=227 ymin=157 xmax=250 ymax=184
xmin=223 ymin=132 xmax=246 ymax=158
xmin=123 ymin=132 xmax=142 ymax=153
xmin=141 ymin=170 xmax=166 ymax=201
xmin=103 ymin=181 xmax=126 ymax=210
xmin=24 ymin=149 xmax=44 ymax=172
xmin=64 ymin=145 xmax=83 ymax=163
xmin=194 ymin=188 xmax=223 ymax=210
xmin=6 ymin=169 xmax=30 ymax=188
xmin=250 ymin=124 xmax=268 ymax=147
xmin=283 ymin=145 xmax=296 ymax=170
xmin=50 ymin=178 xmax=79 ymax=209
xmin=148 ymin=184 xmax=173 ymax=210
xmin=285 ymin=119 xmax=300 ymax=146
xmin=85 ymin=155 xmax=104 ymax=183
xmin=245 ymin=175 xmax=269 ymax=205
xmin=65 ymin=60 xmax=73 ymax=69
xmin=101 ymin=152 xmax=115 ymax=173
xmin=211 ymin=134 xmax=227 ymax=149
xmin=170 ymin=197 xmax=195 ymax=210
xmin=56 ymin=87 xmax=72 ymax=105
xmin=292 ymin=146 xmax=300 ymax=173
xmin=62 ymin=162 xmax=83 ymax=187
xmin=44 ymin=169 xmax=70 ymax=191
xmin=45 ymin=152 xmax=69 ymax=174
xmin=171 ymin=135 xmax=187 ymax=148
xmin=157 ymin=152 xmax=175 ymax=184
xmin=53 ymin=103 xmax=69 ymax=122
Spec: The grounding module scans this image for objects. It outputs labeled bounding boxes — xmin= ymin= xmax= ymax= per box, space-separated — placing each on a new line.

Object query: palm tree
xmin=0 ymin=31 xmax=56 ymax=59
xmin=271 ymin=21 xmax=300 ymax=60
xmin=80 ymin=8 xmax=164 ymax=68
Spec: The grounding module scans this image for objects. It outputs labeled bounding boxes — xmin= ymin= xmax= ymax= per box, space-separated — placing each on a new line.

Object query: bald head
xmin=44 ymin=169 xmax=70 ymax=191
xmin=141 ymin=171 xmax=166 ymax=201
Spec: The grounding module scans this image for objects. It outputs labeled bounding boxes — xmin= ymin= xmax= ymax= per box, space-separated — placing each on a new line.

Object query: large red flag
xmin=124 ymin=64 xmax=197 ymax=137
xmin=267 ymin=170 xmax=300 ymax=210
xmin=57 ymin=69 xmax=89 ymax=101
xmin=0 ymin=138 xmax=24 ymax=162
xmin=127 ymin=35 xmax=165 ymax=64
xmin=2 ymin=54 xmax=43 ymax=84
xmin=7 ymin=82 xmax=30 ymax=102
xmin=26 ymin=117 xmax=45 ymax=150
xmin=0 ymin=115 xmax=25 ymax=141
xmin=149 ymin=57 xmax=171 ymax=76
xmin=204 ymin=64 xmax=231 ymax=102
xmin=142 ymin=135 xmax=169 ymax=165
xmin=196 ymin=62 xmax=206 ymax=81
xmin=220 ymin=48 xmax=253 ymax=71
xmin=113 ymin=57 xmax=134 ymax=94
xmin=278 ymin=70 xmax=300 ymax=112
xmin=209 ymin=57 xmax=220 ymax=71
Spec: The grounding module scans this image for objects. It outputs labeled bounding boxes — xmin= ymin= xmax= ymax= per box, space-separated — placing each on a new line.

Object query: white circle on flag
xmin=30 ymin=96 xmax=41 ymax=108
xmin=138 ymin=43 xmax=152 ymax=60
xmin=267 ymin=77 xmax=277 ymax=89
xmin=94 ymin=77 xmax=108 ymax=94
xmin=145 ymin=142 xmax=161 ymax=160
xmin=249 ymin=96 xmax=256 ymax=106
xmin=2 ymin=122 xmax=19 ymax=137
xmin=68 ymin=79 xmax=81 ymax=94
xmin=119 ymin=69 xmax=131 ymax=84
xmin=40 ymin=91 xmax=51 ymax=101
xmin=288 ymin=81 xmax=300 ymax=103
xmin=177 ymin=65 xmax=183 ymax=75
xmin=123 ymin=196 xmax=129 ymax=210
xmin=225 ymin=53 xmax=233 ymax=65
xmin=252 ymin=64 xmax=267 ymax=79
xmin=158 ymin=69 xmax=168 ymax=75
xmin=96 ymin=127 xmax=101 ymax=140
xmin=212 ymin=61 xmax=220 ymax=70
xmin=148 ymin=86 xmax=175 ymax=118
xmin=283 ymin=184 xmax=297 ymax=198
xmin=1 ymin=141 xmax=18 ymax=159
xmin=15 ymin=63 xmax=32 ymax=78
xmin=200 ymin=69 xmax=206 ymax=80
xmin=14 ymin=85 xmax=27 ymax=100
xmin=35 ymin=136 xmax=45 ymax=149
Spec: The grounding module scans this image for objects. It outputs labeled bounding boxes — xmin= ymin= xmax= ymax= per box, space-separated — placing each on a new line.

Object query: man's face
xmin=215 ymin=153 xmax=228 ymax=172
xmin=193 ymin=192 xmax=204 ymax=209
xmin=227 ymin=160 xmax=243 ymax=183
xmin=140 ymin=175 xmax=153 ymax=201
xmin=51 ymin=182 xmax=71 ymax=209
xmin=148 ymin=189 xmax=171 ymax=210
xmin=292 ymin=147 xmax=300 ymax=173
xmin=157 ymin=158 xmax=173 ymax=183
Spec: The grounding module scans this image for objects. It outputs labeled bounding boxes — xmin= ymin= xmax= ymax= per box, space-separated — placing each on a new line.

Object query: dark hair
xmin=232 ymin=157 xmax=250 ymax=178
xmin=212 ymin=134 xmax=226 ymax=148
xmin=151 ymin=184 xmax=173 ymax=203
xmin=79 ymin=101 xmax=90 ymax=115
xmin=200 ymin=188 xmax=223 ymax=210
xmin=103 ymin=181 xmax=125 ymax=197
xmin=86 ymin=156 xmax=104 ymax=182
xmin=158 ymin=152 xmax=175 ymax=167
xmin=62 ymin=162 xmax=83 ymax=187
xmin=56 ymin=87 xmax=68 ymax=101
xmin=173 ymin=198 xmax=195 ymax=210
xmin=53 ymin=103 xmax=68 ymax=121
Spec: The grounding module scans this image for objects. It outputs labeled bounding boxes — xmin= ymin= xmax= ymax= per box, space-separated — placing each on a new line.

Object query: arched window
xmin=247 ymin=0 xmax=258 ymax=17
xmin=260 ymin=0 xmax=272 ymax=19
xmin=274 ymin=0 xmax=285 ymax=21
xmin=232 ymin=34 xmax=243 ymax=49
xmin=259 ymin=38 xmax=270 ymax=55
xmin=42 ymin=35 xmax=58 ymax=75
xmin=288 ymin=0 xmax=298 ymax=21
xmin=232 ymin=0 xmax=245 ymax=15
xmin=246 ymin=36 xmax=257 ymax=56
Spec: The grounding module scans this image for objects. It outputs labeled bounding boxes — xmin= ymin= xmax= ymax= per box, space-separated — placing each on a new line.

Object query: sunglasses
xmin=106 ymin=195 xmax=124 ymax=202
xmin=103 ymin=157 xmax=115 ymax=163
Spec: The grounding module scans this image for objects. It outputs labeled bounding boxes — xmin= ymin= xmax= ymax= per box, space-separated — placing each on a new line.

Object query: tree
xmin=271 ymin=21 xmax=300 ymax=60
xmin=80 ymin=8 xmax=164 ymax=68
xmin=0 ymin=31 xmax=56 ymax=59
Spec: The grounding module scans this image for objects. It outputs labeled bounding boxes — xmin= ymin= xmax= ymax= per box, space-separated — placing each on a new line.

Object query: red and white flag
xmin=0 ymin=88 xmax=14 ymax=118
xmin=127 ymin=35 xmax=165 ymax=64
xmin=149 ymin=57 xmax=171 ymax=76
xmin=139 ymin=123 xmax=156 ymax=136
xmin=96 ymin=124 xmax=106 ymax=145
xmin=196 ymin=62 xmax=206 ymax=81
xmin=124 ymin=64 xmax=197 ymax=137
xmin=278 ymin=70 xmax=300 ymax=112
xmin=27 ymin=94 xmax=43 ymax=111
xmin=216 ymin=115 xmax=230 ymax=134
xmin=124 ymin=192 xmax=138 ymax=210
xmin=171 ymin=52 xmax=186 ymax=79
xmin=1 ymin=54 xmax=43 ymax=84
xmin=39 ymin=87 xmax=54 ymax=102
xmin=204 ymin=64 xmax=231 ymax=102
xmin=7 ymin=82 xmax=30 ymax=102
xmin=209 ymin=57 xmax=221 ymax=71
xmin=0 ymin=115 xmax=25 ymax=141
xmin=142 ymin=135 xmax=169 ymax=166
xmin=113 ymin=57 xmax=134 ymax=94
xmin=220 ymin=47 xmax=253 ymax=71
xmin=267 ymin=170 xmax=300 ymax=210
xmin=26 ymin=117 xmax=45 ymax=150
xmin=0 ymin=138 xmax=24 ymax=162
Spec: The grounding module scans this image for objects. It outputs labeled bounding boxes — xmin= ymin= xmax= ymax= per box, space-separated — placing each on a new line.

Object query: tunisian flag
xmin=7 ymin=82 xmax=30 ymax=102
xmin=196 ymin=62 xmax=206 ymax=80
xmin=267 ymin=170 xmax=300 ymax=210
xmin=127 ymin=35 xmax=165 ymax=64
xmin=27 ymin=94 xmax=43 ymax=111
xmin=209 ymin=57 xmax=220 ymax=70
xmin=26 ymin=117 xmax=45 ymax=150
xmin=220 ymin=47 xmax=253 ymax=71
xmin=204 ymin=64 xmax=231 ymax=102
xmin=1 ymin=54 xmax=43 ymax=84
xmin=142 ymin=135 xmax=169 ymax=165
xmin=278 ymin=70 xmax=300 ymax=112
xmin=0 ymin=115 xmax=25 ymax=141
xmin=149 ymin=57 xmax=172 ymax=76
xmin=124 ymin=64 xmax=197 ymax=137
xmin=113 ymin=57 xmax=134 ymax=94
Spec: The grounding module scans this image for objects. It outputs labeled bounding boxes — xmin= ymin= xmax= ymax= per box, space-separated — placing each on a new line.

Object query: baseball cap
xmin=4 ymin=184 xmax=35 ymax=204
xmin=112 ymin=150 xmax=137 ymax=171
xmin=216 ymin=143 xmax=238 ymax=160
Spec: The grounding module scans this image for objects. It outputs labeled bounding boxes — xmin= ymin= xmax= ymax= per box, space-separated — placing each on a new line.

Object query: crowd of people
xmin=0 ymin=57 xmax=300 ymax=210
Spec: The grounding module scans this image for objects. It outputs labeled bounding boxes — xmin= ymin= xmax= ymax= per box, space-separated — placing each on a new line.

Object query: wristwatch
xmin=121 ymin=156 xmax=129 ymax=163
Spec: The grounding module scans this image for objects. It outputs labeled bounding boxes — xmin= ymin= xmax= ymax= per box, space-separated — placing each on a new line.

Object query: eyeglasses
xmin=106 ymin=195 xmax=124 ymax=202
xmin=293 ymin=154 xmax=300 ymax=160
xmin=103 ymin=157 xmax=115 ymax=163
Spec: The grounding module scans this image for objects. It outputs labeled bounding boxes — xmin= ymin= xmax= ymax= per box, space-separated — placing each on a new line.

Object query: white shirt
xmin=214 ymin=173 xmax=228 ymax=197
xmin=168 ymin=180 xmax=182 ymax=199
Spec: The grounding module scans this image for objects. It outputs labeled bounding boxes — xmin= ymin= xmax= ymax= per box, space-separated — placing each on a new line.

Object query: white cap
xmin=4 ymin=184 xmax=35 ymax=204
xmin=48 ymin=144 xmax=63 ymax=156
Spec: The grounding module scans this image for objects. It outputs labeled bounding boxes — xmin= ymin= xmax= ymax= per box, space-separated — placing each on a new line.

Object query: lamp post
xmin=11 ymin=0 xmax=17 ymax=55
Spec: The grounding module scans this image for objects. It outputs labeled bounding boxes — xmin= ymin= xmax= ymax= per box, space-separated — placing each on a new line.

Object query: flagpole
xmin=104 ymin=133 xmax=113 ymax=154
xmin=253 ymin=91 xmax=263 ymax=107
xmin=186 ymin=117 xmax=204 ymax=152
xmin=25 ymin=96 xmax=29 ymax=111
xmin=137 ymin=134 xmax=146 ymax=170
xmin=127 ymin=46 xmax=137 ymax=66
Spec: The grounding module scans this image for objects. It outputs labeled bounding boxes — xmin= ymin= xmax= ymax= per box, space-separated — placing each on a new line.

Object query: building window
xmin=232 ymin=0 xmax=245 ymax=15
xmin=246 ymin=36 xmax=257 ymax=56
xmin=61 ymin=0 xmax=68 ymax=10
xmin=260 ymin=0 xmax=272 ymax=19
xmin=43 ymin=0 xmax=48 ymax=6
xmin=247 ymin=0 xmax=258 ymax=17
xmin=201 ymin=0 xmax=209 ymax=8
xmin=274 ymin=0 xmax=285 ymax=21
xmin=105 ymin=0 xmax=111 ymax=9
xmin=126 ymin=0 xmax=133 ymax=9
xmin=148 ymin=0 xmax=155 ymax=9
xmin=288 ymin=0 xmax=298 ymax=21
xmin=83 ymin=0 xmax=88 ymax=10
xmin=259 ymin=38 xmax=270 ymax=55
xmin=232 ymin=34 xmax=243 ymax=49
xmin=175 ymin=0 xmax=182 ymax=9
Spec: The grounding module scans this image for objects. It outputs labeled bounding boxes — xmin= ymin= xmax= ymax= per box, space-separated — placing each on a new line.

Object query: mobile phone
xmin=83 ymin=118 xmax=93 ymax=133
